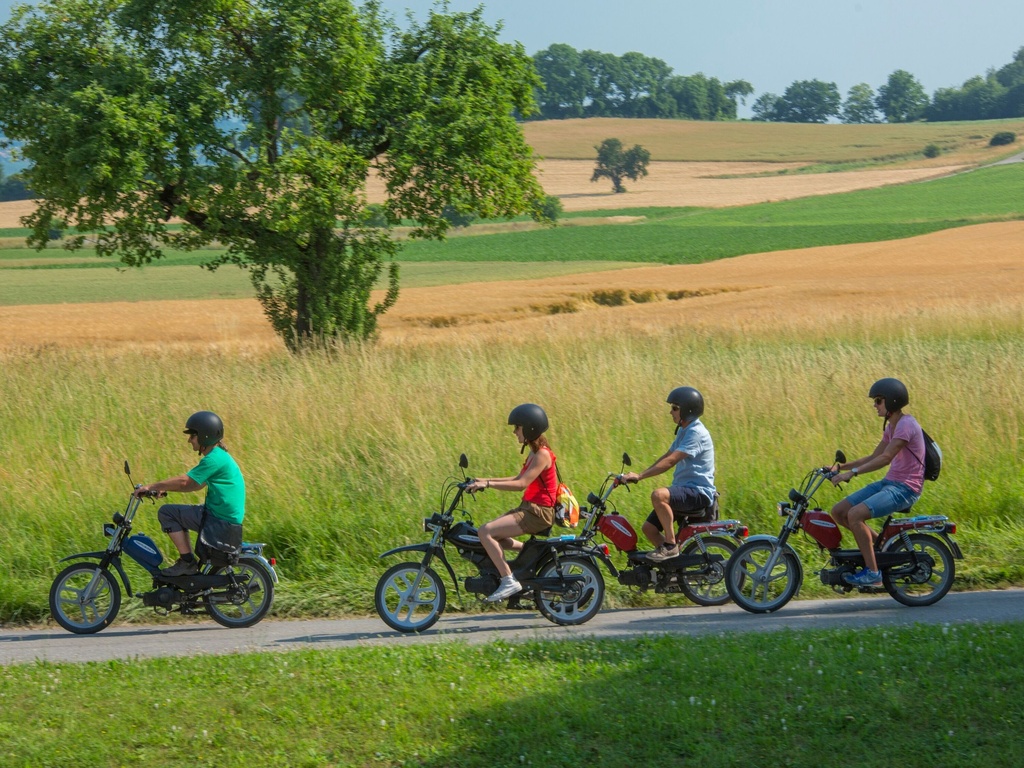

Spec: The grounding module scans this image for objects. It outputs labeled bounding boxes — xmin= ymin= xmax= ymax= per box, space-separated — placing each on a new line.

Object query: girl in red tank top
xmin=467 ymin=403 xmax=558 ymax=602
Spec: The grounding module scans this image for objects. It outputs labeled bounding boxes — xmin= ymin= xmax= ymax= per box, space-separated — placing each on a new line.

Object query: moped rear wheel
xmin=726 ymin=540 xmax=801 ymax=613
xmin=49 ymin=562 xmax=122 ymax=634
xmin=375 ymin=561 xmax=447 ymax=633
xmin=204 ymin=557 xmax=276 ymax=628
xmin=881 ymin=533 xmax=955 ymax=607
xmin=534 ymin=556 xmax=605 ymax=626
xmin=679 ymin=535 xmax=737 ymax=607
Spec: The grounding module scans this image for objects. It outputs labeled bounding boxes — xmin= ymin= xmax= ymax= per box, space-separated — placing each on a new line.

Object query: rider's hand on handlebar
xmin=829 ymin=470 xmax=854 ymax=486
xmin=133 ymin=485 xmax=166 ymax=499
xmin=620 ymin=472 xmax=641 ymax=485
xmin=465 ymin=478 xmax=488 ymax=494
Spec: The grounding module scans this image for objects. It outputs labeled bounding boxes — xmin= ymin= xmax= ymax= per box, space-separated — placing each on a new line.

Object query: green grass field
xmin=3 ymin=623 xmax=1023 ymax=767
xmin=2 ymin=163 xmax=1023 ymax=305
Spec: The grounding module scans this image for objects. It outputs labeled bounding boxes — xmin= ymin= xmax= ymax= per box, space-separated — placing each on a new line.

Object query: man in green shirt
xmin=135 ymin=411 xmax=246 ymax=577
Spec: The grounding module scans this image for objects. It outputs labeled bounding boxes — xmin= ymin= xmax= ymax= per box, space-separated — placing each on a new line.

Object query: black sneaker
xmin=647 ymin=542 xmax=681 ymax=562
xmin=161 ymin=557 xmax=199 ymax=577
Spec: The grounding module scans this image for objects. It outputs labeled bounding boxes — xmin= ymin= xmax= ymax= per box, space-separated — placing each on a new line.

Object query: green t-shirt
xmin=187 ymin=446 xmax=246 ymax=524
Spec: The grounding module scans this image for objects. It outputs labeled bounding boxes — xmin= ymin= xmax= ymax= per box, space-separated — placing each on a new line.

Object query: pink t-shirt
xmin=884 ymin=414 xmax=926 ymax=494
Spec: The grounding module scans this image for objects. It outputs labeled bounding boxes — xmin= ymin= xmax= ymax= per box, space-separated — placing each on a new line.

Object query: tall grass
xmin=2 ymin=310 xmax=1022 ymax=624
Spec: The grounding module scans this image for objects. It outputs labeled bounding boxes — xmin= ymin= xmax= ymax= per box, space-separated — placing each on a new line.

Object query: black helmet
xmin=508 ymin=403 xmax=549 ymax=442
xmin=184 ymin=411 xmax=224 ymax=448
xmin=868 ymin=378 xmax=909 ymax=412
xmin=667 ymin=386 xmax=705 ymax=421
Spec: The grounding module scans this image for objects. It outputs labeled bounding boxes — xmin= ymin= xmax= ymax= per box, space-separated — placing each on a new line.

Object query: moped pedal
xmin=505 ymin=593 xmax=535 ymax=610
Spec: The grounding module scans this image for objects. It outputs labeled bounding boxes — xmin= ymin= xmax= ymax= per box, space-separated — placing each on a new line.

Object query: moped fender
xmin=378 ymin=543 xmax=432 ymax=559
xmin=744 ymin=534 xmax=781 ymax=546
xmin=560 ymin=546 xmax=619 ymax=577
xmin=57 ymin=552 xmax=135 ymax=598
xmin=379 ymin=543 xmax=460 ymax=595
xmin=242 ymin=554 xmax=280 ymax=584
xmin=743 ymin=536 xmax=804 ymax=583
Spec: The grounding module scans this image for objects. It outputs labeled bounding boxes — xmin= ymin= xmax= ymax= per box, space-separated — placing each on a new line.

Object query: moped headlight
xmin=777 ymin=503 xmax=790 ymax=517
xmin=102 ymin=523 xmax=116 ymax=537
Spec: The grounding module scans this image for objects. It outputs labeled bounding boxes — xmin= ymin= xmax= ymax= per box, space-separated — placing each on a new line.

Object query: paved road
xmin=3 ymin=588 xmax=1022 ymax=666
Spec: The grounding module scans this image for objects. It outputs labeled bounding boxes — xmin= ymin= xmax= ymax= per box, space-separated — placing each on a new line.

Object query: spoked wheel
xmin=375 ymin=561 xmax=447 ymax=633
xmin=49 ymin=562 xmax=122 ymax=634
xmin=679 ymin=535 xmax=738 ymax=607
xmin=204 ymin=557 xmax=275 ymax=629
xmin=534 ymin=556 xmax=605 ymax=626
xmin=882 ymin=533 xmax=956 ymax=607
xmin=726 ymin=540 xmax=802 ymax=614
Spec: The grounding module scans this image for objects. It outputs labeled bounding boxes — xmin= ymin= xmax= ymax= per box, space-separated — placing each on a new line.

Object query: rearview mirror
xmin=834 ymin=450 xmax=847 ymax=465
xmin=621 ymin=452 xmax=632 ymax=467
xmin=124 ymin=460 xmax=131 ymax=475
xmin=459 ymin=453 xmax=469 ymax=469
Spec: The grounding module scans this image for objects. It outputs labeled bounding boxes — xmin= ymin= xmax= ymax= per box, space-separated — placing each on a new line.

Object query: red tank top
xmin=522 ymin=447 xmax=557 ymax=507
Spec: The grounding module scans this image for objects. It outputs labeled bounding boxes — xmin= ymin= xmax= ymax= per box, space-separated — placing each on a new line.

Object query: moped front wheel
xmin=204 ymin=557 xmax=276 ymax=629
xmin=375 ymin=561 xmax=447 ymax=633
xmin=679 ymin=535 xmax=737 ymax=607
xmin=726 ymin=540 xmax=802 ymax=614
xmin=49 ymin=562 xmax=122 ymax=634
xmin=535 ymin=556 xmax=605 ymax=626
xmin=882 ymin=533 xmax=955 ymax=607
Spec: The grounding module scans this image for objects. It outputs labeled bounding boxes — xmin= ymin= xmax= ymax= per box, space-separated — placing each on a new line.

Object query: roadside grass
xmin=1 ymin=313 xmax=1021 ymax=624
xmin=3 ymin=622 xmax=1023 ymax=767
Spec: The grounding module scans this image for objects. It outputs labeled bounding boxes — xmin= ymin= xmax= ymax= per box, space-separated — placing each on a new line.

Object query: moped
xmin=374 ymin=454 xmax=610 ymax=633
xmin=726 ymin=451 xmax=963 ymax=613
xmin=49 ymin=462 xmax=278 ymax=634
xmin=577 ymin=454 xmax=748 ymax=606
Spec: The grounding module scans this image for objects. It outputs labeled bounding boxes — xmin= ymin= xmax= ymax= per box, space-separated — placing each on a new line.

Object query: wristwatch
xmin=851 ymin=467 xmax=859 ymax=476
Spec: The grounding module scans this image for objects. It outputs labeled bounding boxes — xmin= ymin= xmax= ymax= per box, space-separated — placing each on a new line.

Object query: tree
xmin=841 ymin=83 xmax=879 ymax=123
xmin=0 ymin=0 xmax=545 ymax=349
xmin=876 ymin=70 xmax=928 ymax=123
xmin=774 ymin=79 xmax=841 ymax=123
xmin=751 ymin=93 xmax=781 ymax=121
xmin=532 ymin=43 xmax=587 ymax=119
xmin=591 ymin=138 xmax=650 ymax=193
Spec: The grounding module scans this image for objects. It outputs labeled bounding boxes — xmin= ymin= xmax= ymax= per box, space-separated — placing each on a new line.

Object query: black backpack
xmin=920 ymin=429 xmax=942 ymax=482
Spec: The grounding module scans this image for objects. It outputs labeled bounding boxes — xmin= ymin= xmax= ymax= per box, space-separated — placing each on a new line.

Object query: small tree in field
xmin=591 ymin=138 xmax=650 ymax=193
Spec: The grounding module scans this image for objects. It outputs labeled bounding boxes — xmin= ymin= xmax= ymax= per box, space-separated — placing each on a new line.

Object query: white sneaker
xmin=486 ymin=575 xmax=522 ymax=602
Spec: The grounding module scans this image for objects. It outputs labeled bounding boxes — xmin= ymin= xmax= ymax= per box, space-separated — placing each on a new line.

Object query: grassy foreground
xmin=3 ymin=622 xmax=1023 ymax=767
xmin=1 ymin=310 xmax=1022 ymax=624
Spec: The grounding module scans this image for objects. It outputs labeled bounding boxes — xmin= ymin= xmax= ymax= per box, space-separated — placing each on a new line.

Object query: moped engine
xmin=617 ymin=564 xmax=653 ymax=589
xmin=141 ymin=586 xmax=180 ymax=607
xmin=818 ymin=565 xmax=855 ymax=589
xmin=465 ymin=575 xmax=498 ymax=596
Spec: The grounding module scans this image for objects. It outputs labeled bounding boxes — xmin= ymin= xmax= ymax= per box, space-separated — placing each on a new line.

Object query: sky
xmin=1 ymin=0 xmax=1023 ymax=118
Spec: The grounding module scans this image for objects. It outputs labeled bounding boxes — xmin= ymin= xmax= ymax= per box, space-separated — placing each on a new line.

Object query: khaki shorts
xmin=508 ymin=500 xmax=555 ymax=534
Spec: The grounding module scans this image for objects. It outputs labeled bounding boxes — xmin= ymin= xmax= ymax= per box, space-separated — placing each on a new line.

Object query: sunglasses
xmin=873 ymin=397 xmax=885 ymax=406
xmin=670 ymin=405 xmax=680 ymax=411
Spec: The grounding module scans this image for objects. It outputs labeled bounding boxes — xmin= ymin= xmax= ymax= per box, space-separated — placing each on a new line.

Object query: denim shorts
xmin=844 ymin=479 xmax=920 ymax=519
xmin=646 ymin=487 xmax=717 ymax=530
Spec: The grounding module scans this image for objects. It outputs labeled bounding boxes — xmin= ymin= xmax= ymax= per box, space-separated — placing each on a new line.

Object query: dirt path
xmin=3 ymin=221 xmax=1021 ymax=351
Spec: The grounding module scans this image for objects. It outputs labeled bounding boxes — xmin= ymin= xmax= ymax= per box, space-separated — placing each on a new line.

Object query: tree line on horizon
xmin=531 ymin=43 xmax=1024 ymax=124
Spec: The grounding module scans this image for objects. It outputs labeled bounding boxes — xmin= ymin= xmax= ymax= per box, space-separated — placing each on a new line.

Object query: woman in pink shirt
xmin=830 ymin=378 xmax=925 ymax=586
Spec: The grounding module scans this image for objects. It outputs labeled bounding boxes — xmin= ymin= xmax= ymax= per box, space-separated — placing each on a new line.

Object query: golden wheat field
xmin=2 ymin=220 xmax=1022 ymax=351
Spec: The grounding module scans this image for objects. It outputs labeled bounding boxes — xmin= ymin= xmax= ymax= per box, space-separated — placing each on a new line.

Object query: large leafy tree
xmin=0 ymin=0 xmax=545 ymax=348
